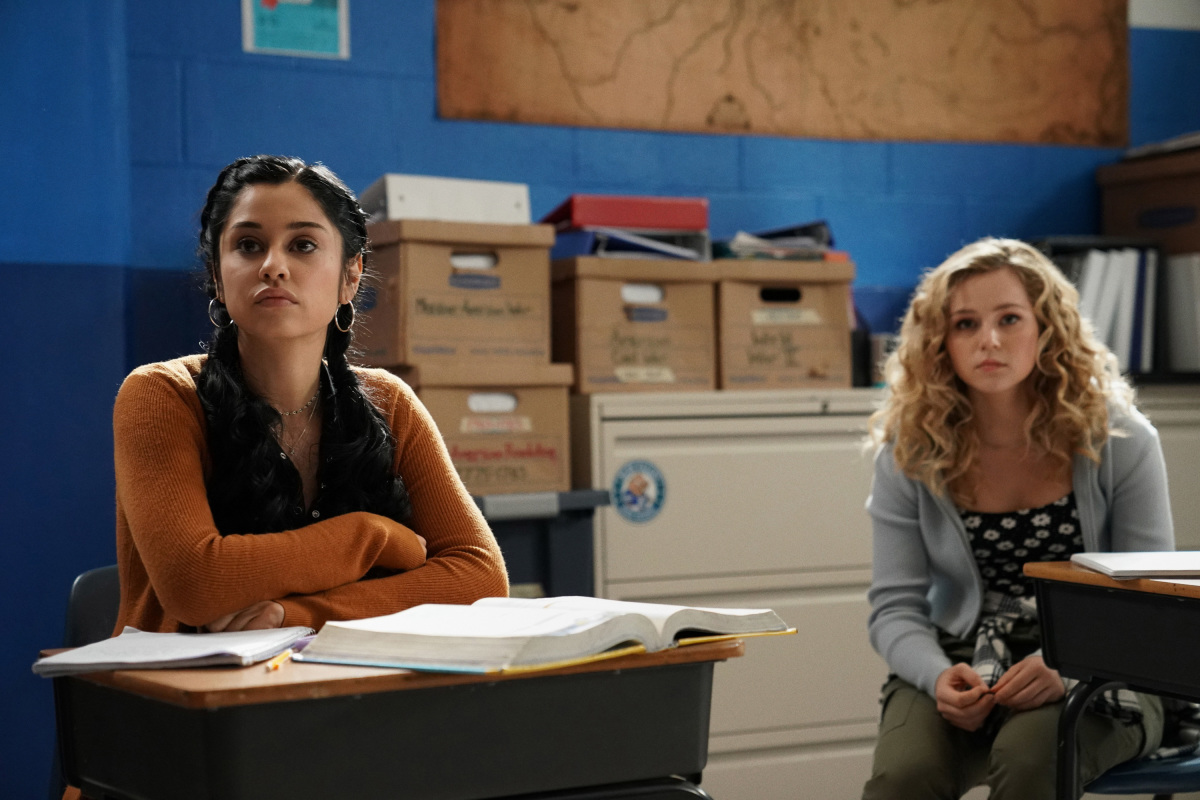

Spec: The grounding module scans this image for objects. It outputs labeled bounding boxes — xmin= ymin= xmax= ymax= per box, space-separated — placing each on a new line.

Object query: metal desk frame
xmin=1027 ymin=561 xmax=1200 ymax=800
xmin=55 ymin=639 xmax=739 ymax=800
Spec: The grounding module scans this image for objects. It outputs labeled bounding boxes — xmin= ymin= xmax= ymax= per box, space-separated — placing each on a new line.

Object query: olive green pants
xmin=861 ymin=676 xmax=1163 ymax=800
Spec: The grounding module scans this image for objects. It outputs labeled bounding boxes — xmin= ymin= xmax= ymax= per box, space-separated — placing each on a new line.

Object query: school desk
xmin=1025 ymin=560 xmax=1200 ymax=800
xmin=53 ymin=639 xmax=741 ymax=800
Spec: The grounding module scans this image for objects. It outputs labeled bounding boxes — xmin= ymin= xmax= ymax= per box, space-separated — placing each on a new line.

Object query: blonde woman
xmin=862 ymin=238 xmax=1171 ymax=799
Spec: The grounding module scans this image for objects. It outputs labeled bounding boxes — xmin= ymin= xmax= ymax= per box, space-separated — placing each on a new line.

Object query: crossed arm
xmin=113 ymin=363 xmax=507 ymax=633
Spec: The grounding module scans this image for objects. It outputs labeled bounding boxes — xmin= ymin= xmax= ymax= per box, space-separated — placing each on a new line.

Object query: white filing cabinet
xmin=572 ymin=385 xmax=1200 ymax=800
xmin=1139 ymin=384 xmax=1200 ymax=550
xmin=572 ymin=389 xmax=886 ymax=800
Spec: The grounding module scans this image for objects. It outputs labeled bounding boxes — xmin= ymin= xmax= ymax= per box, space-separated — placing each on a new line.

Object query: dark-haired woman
xmin=111 ymin=155 xmax=508 ymax=635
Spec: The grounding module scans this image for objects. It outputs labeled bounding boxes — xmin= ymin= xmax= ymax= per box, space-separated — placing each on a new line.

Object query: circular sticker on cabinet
xmin=612 ymin=460 xmax=666 ymax=524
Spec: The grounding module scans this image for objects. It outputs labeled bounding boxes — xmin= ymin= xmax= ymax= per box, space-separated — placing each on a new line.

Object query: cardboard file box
xmin=716 ymin=260 xmax=855 ymax=390
xmin=394 ymin=362 xmax=573 ymax=495
xmin=361 ymin=173 xmax=531 ymax=225
xmin=359 ymin=220 xmax=555 ymax=368
xmin=551 ymin=257 xmax=717 ymax=394
xmin=1098 ymin=150 xmax=1200 ymax=254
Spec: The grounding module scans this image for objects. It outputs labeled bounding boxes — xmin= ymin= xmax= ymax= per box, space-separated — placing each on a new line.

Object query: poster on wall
xmin=437 ymin=0 xmax=1127 ymax=146
xmin=242 ymin=0 xmax=350 ymax=60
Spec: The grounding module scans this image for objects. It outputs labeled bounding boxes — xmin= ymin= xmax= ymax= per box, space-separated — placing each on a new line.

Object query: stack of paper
xmin=544 ymin=194 xmax=711 ymax=261
xmin=1070 ymin=551 xmax=1200 ymax=578
xmin=33 ymin=626 xmax=313 ymax=677
xmin=712 ymin=220 xmax=837 ymax=261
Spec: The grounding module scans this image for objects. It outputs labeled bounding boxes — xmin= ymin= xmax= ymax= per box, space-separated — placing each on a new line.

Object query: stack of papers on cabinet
xmin=713 ymin=220 xmax=837 ymax=261
xmin=544 ymin=194 xmax=711 ymax=261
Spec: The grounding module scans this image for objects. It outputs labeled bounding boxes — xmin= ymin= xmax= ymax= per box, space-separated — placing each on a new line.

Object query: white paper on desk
xmin=32 ymin=625 xmax=313 ymax=677
xmin=1070 ymin=551 xmax=1200 ymax=579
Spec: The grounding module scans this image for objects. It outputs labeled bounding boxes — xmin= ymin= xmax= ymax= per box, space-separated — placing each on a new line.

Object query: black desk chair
xmin=48 ymin=565 xmax=120 ymax=800
xmin=61 ymin=565 xmax=120 ymax=650
xmin=1062 ymin=679 xmax=1200 ymax=800
xmin=1085 ymin=752 xmax=1200 ymax=799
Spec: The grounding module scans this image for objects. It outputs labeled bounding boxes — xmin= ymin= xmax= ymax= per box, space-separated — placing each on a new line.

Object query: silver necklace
xmin=278 ymin=395 xmax=320 ymax=459
xmin=279 ymin=391 xmax=319 ymax=417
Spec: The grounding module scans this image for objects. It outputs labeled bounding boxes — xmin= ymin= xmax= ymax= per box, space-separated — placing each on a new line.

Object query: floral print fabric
xmin=960 ymin=493 xmax=1083 ymax=598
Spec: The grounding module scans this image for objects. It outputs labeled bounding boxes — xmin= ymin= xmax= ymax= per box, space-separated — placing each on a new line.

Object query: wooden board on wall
xmin=437 ymin=0 xmax=1128 ymax=146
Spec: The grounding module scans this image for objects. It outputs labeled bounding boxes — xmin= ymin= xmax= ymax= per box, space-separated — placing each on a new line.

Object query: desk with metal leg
xmin=1026 ymin=561 xmax=1200 ymax=800
xmin=53 ymin=639 xmax=741 ymax=800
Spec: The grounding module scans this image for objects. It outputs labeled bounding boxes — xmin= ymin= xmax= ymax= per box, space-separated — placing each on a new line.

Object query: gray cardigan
xmin=865 ymin=404 xmax=1174 ymax=697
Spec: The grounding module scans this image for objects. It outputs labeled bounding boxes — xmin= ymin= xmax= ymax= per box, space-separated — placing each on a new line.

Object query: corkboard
xmin=436 ymin=0 xmax=1128 ymax=146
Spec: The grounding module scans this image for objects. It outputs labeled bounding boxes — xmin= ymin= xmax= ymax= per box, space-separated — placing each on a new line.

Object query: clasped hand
xmin=204 ymin=600 xmax=286 ymax=632
xmin=935 ymin=656 xmax=1065 ymax=731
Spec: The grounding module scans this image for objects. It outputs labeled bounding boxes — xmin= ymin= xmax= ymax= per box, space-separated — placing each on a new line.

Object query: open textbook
xmin=33 ymin=626 xmax=313 ymax=677
xmin=1070 ymin=551 xmax=1200 ymax=579
xmin=293 ymin=596 xmax=792 ymax=673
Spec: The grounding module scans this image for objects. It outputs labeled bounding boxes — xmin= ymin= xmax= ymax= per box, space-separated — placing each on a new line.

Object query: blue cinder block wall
xmin=3 ymin=2 xmax=1199 ymax=797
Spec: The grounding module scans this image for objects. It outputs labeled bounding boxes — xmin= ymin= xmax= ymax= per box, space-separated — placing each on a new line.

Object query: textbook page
xmin=325 ymin=603 xmax=616 ymax=639
xmin=474 ymin=595 xmax=786 ymax=640
xmin=294 ymin=604 xmax=659 ymax=671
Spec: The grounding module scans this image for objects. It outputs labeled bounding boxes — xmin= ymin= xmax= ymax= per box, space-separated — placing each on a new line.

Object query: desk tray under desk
xmin=56 ymin=642 xmax=734 ymax=800
xmin=1029 ymin=566 xmax=1200 ymax=700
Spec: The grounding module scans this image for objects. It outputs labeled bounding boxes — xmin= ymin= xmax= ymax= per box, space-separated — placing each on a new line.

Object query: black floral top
xmin=959 ymin=493 xmax=1085 ymax=597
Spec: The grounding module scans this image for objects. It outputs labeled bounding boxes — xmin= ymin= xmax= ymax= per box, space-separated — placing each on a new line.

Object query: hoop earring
xmin=334 ymin=302 xmax=355 ymax=333
xmin=208 ymin=298 xmax=234 ymax=329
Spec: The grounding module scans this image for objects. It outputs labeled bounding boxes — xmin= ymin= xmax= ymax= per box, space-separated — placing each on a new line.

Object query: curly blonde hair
xmin=869 ymin=237 xmax=1132 ymax=505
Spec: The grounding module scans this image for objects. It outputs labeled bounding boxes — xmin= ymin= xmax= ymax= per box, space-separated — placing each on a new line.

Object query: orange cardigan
xmin=111 ymin=354 xmax=508 ymax=633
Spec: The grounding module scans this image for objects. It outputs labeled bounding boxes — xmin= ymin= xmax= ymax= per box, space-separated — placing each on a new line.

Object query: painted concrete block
xmin=185 ymin=62 xmax=396 ymax=168
xmin=129 ymin=56 xmax=183 ymax=165
xmin=743 ymin=137 xmax=888 ymax=196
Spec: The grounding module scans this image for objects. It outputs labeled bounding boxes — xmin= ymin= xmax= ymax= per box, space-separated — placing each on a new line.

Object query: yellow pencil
xmin=264 ymin=648 xmax=294 ymax=672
